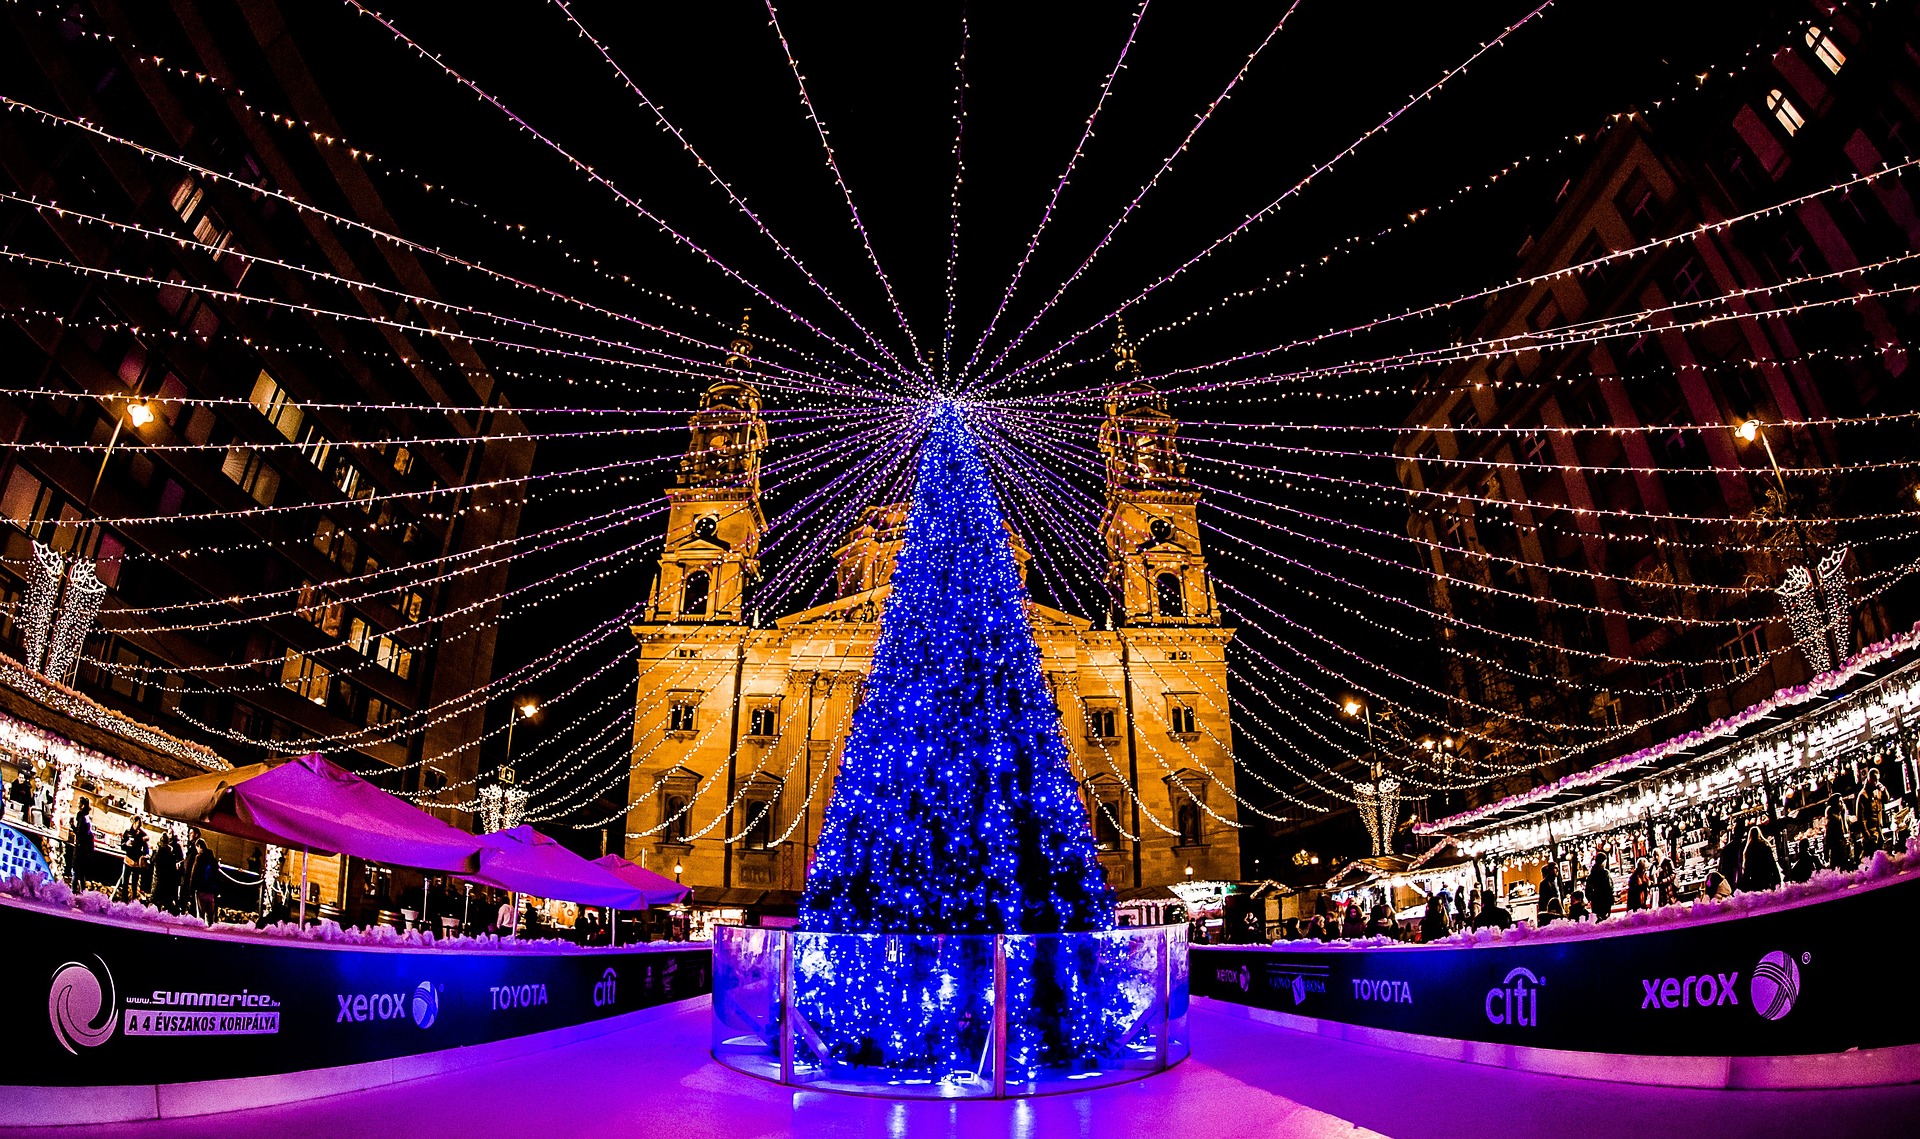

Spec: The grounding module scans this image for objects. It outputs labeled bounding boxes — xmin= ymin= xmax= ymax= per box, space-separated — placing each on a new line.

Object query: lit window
xmin=221 ymin=447 xmax=279 ymax=505
xmin=1806 ymin=26 xmax=1845 ymax=74
xmin=1768 ymin=89 xmax=1805 ymax=136
xmin=248 ymin=370 xmax=304 ymax=442
xmin=280 ymin=650 xmax=329 ymax=705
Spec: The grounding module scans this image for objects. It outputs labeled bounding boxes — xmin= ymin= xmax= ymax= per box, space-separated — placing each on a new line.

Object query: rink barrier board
xmin=0 ymin=896 xmax=711 ymax=1123
xmin=1193 ymin=870 xmax=1920 ymax=1088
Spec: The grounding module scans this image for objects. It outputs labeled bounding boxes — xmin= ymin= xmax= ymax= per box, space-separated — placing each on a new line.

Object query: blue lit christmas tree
xmin=800 ymin=403 xmax=1115 ymax=935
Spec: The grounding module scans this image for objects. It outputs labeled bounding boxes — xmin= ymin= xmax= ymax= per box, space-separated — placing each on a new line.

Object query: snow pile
xmin=1269 ymin=838 xmax=1918 ymax=952
xmin=0 ymin=871 xmax=667 ymax=953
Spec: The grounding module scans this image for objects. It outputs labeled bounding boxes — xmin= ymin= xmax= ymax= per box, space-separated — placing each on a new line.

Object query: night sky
xmin=268 ymin=0 xmax=1781 ymax=857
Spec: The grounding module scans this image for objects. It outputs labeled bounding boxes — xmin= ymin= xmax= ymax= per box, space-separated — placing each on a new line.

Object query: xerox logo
xmin=339 ymin=984 xmax=439 ymax=1029
xmin=1639 ymin=970 xmax=1740 ymax=1010
xmin=1750 ymin=951 xmax=1802 ymax=1021
xmin=1212 ymin=966 xmax=1250 ymax=993
xmin=1485 ymin=967 xmax=1543 ymax=1027
xmin=592 ymin=968 xmax=618 ymax=1008
xmin=48 ymin=957 xmax=116 ymax=1054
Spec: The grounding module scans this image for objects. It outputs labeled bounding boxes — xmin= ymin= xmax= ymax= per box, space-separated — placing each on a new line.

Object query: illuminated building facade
xmin=626 ymin=327 xmax=1242 ymax=896
xmin=1395 ymin=1 xmax=1920 ymax=817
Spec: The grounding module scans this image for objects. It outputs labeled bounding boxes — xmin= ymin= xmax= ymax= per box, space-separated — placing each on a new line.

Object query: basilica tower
xmin=647 ymin=313 xmax=769 ymax=624
xmin=1098 ymin=321 xmax=1220 ymax=628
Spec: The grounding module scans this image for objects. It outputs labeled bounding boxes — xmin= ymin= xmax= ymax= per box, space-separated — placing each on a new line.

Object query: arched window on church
xmin=1156 ymin=572 xmax=1184 ymax=618
xmin=1177 ymin=799 xmax=1202 ymax=847
xmin=681 ymin=570 xmax=710 ymax=616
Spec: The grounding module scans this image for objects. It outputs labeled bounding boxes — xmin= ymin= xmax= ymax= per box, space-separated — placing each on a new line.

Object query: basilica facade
xmin=624 ymin=322 xmax=1242 ymax=897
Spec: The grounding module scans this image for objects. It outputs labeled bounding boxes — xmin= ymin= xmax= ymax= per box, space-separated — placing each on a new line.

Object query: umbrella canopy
xmin=463 ymin=826 xmax=648 ymax=908
xmin=590 ymin=854 xmax=691 ymax=908
xmin=144 ymin=753 xmax=481 ymax=874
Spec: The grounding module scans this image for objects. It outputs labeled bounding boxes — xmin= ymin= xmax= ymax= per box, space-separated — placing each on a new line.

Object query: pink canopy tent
xmin=147 ymin=753 xmax=483 ymax=925
xmin=462 ymin=826 xmax=648 ymax=909
xmin=591 ymin=854 xmax=691 ymax=908
xmin=145 ymin=753 xmax=482 ymax=874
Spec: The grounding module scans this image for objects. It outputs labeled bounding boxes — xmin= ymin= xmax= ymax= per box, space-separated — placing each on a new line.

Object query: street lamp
xmin=673 ymin=861 xmax=683 ymax=883
xmin=1183 ymin=864 xmax=1193 ymax=882
xmin=87 ymin=400 xmax=154 ymax=509
xmin=501 ymin=696 xmax=539 ymax=780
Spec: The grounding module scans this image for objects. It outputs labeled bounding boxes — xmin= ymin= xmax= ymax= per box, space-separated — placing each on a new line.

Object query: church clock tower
xmin=1098 ymin=320 xmax=1218 ymax=628
xmin=648 ymin=313 xmax=769 ymax=624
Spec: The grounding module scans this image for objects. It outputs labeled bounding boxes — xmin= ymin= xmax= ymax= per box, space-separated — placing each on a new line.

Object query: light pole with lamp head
xmin=1736 ymin=418 xmax=1845 ymax=667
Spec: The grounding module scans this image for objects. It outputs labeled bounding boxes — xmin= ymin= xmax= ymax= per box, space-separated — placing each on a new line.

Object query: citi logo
xmin=489 ymin=982 xmax=549 ymax=1011
xmin=1640 ymin=971 xmax=1740 ymax=1010
xmin=1485 ymin=967 xmax=1543 ymax=1027
xmin=593 ymin=968 xmax=618 ymax=1008
xmin=339 ymin=985 xmax=438 ymax=1028
xmin=1351 ymin=978 xmax=1414 ymax=1004
xmin=48 ymin=957 xmax=117 ymax=1054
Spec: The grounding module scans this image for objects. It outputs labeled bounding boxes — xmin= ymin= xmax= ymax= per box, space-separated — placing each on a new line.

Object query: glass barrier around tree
xmin=711 ymin=923 xmax=1190 ymax=1099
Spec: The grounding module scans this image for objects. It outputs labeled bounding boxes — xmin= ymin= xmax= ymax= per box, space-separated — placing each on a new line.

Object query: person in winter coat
xmin=1365 ymin=903 xmax=1398 ymax=940
xmin=1340 ymin=902 xmax=1366 ymax=940
xmin=1585 ymin=850 xmax=1615 ymax=921
xmin=189 ymin=839 xmax=220 ymax=921
xmin=7 ymin=772 xmax=30 ymax=822
xmin=114 ymin=826 xmax=150 ymax=902
xmin=1536 ymin=873 xmax=1564 ymax=925
xmin=1567 ymin=889 xmax=1592 ymax=921
xmin=1716 ymin=824 xmax=1746 ymax=890
xmin=1785 ymin=840 xmax=1819 ymax=884
xmin=1740 ymin=827 xmax=1782 ymax=892
xmin=68 ymin=799 xmax=95 ymax=887
xmin=151 ymin=832 xmax=182 ymax=912
xmin=1626 ymin=859 xmax=1652 ymax=911
xmin=1705 ymin=869 xmax=1733 ymax=900
xmin=1856 ymin=768 xmax=1891 ymax=856
xmin=1823 ymin=804 xmax=1856 ymax=872
xmin=1472 ymin=889 xmax=1513 ymax=931
xmin=1655 ymin=857 xmax=1678 ymax=906
xmin=1420 ymin=893 xmax=1452 ymax=942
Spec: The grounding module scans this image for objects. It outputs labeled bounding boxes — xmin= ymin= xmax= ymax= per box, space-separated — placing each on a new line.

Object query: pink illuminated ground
xmin=13 ymin=999 xmax=1917 ymax=1139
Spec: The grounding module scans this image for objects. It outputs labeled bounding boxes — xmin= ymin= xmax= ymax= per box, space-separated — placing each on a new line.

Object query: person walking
xmin=1716 ymin=823 xmax=1746 ymax=891
xmin=151 ymin=832 xmax=181 ymax=913
xmin=114 ymin=825 xmax=150 ymax=902
xmin=7 ymin=771 xmax=30 ymax=823
xmin=1537 ymin=873 xmax=1564 ymax=925
xmin=1856 ymin=768 xmax=1891 ymax=857
xmin=189 ymin=838 xmax=220 ymax=922
xmin=1786 ymin=840 xmax=1819 ymax=884
xmin=1823 ymin=803 xmax=1856 ymax=872
xmin=1585 ymin=849 xmax=1615 ymax=921
xmin=1472 ymin=889 xmax=1513 ymax=931
xmin=68 ymin=799 xmax=95 ymax=888
xmin=1655 ymin=856 xmax=1678 ymax=907
xmin=1626 ymin=859 xmax=1652 ymax=912
xmin=1740 ymin=827 xmax=1782 ymax=892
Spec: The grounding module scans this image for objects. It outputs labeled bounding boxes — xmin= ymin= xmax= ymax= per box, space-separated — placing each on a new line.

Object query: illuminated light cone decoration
xmin=800 ymin=402 xmax=1115 ymax=935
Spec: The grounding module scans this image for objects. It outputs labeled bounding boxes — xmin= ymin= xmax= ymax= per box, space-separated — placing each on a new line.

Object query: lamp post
xmin=674 ymin=861 xmax=684 ymax=884
xmin=1736 ymin=418 xmax=1844 ymax=667
xmin=501 ymin=696 xmax=539 ymax=781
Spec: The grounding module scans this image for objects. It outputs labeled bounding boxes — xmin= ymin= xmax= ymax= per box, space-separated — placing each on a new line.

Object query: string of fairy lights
xmin=4 ymin=0 xmax=1918 ymax=865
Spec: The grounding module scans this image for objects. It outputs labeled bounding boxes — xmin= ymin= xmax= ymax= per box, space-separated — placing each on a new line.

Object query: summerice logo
xmin=48 ymin=956 xmax=117 ymax=1054
xmin=1750 ymin=950 xmax=1801 ymax=1021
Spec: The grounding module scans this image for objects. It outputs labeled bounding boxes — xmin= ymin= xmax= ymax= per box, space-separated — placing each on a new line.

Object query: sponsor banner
xmin=7 ymin=899 xmax=709 ymax=1086
xmin=1195 ymin=874 xmax=1920 ymax=1056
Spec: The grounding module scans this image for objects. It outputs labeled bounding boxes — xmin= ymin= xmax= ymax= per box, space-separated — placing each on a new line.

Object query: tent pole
xmin=610 ymin=907 xmax=617 ymax=948
xmin=298 ymin=847 xmax=309 ymax=925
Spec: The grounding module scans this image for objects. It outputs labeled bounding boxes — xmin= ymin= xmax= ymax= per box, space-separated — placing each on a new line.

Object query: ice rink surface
xmin=14 ymin=997 xmax=1919 ymax=1139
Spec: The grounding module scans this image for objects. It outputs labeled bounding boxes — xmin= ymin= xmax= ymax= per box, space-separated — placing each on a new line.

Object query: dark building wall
xmin=1396 ymin=1 xmax=1920 ymax=816
xmin=0 ymin=0 xmax=533 ymax=819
